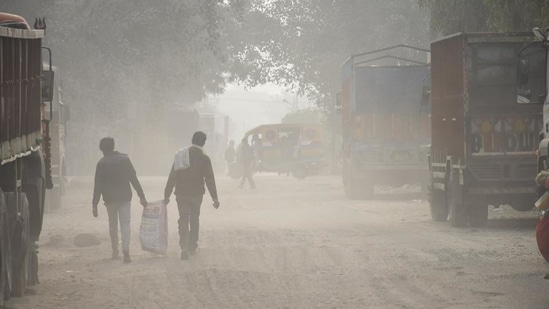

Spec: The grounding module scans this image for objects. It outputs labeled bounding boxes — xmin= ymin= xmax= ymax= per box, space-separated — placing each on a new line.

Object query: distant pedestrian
xmin=92 ymin=137 xmax=147 ymax=263
xmin=238 ymin=137 xmax=256 ymax=189
xmin=224 ymin=140 xmax=236 ymax=174
xmin=164 ymin=131 xmax=220 ymax=260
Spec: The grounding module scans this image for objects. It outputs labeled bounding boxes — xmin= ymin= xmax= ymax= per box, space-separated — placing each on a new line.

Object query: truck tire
xmin=0 ymin=189 xmax=12 ymax=304
xmin=469 ymin=204 xmax=488 ymax=227
xmin=447 ymin=176 xmax=468 ymax=227
xmin=5 ymin=193 xmax=30 ymax=297
xmin=509 ymin=194 xmax=536 ymax=212
xmin=429 ymin=186 xmax=448 ymax=222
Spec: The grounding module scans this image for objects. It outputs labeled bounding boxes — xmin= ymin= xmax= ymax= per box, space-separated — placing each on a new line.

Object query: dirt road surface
xmin=6 ymin=174 xmax=549 ymax=309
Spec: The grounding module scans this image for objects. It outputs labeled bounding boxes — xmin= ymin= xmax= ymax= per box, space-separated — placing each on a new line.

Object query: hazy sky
xmin=214 ymin=83 xmax=309 ymax=140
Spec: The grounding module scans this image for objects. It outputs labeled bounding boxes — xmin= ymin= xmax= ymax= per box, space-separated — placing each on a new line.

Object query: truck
xmin=42 ymin=63 xmax=69 ymax=212
xmin=0 ymin=13 xmax=52 ymax=303
xmin=243 ymin=123 xmax=325 ymax=179
xmin=516 ymin=28 xmax=549 ymax=177
xmin=428 ymin=32 xmax=542 ymax=228
xmin=339 ymin=45 xmax=431 ymax=199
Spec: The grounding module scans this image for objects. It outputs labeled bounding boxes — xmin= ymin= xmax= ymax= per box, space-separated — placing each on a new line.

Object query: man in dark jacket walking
xmin=164 ymin=131 xmax=220 ymax=260
xmin=92 ymin=137 xmax=147 ymax=263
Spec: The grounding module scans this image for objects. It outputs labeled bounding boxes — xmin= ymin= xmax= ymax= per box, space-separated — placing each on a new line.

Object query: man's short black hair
xmin=99 ymin=137 xmax=115 ymax=153
xmin=192 ymin=131 xmax=207 ymax=147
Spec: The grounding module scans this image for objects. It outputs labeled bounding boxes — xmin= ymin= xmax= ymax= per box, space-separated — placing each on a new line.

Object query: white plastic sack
xmin=140 ymin=200 xmax=168 ymax=255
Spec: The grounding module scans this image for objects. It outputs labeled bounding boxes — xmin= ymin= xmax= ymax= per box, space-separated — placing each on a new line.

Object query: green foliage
xmin=483 ymin=0 xmax=549 ymax=32
xmin=233 ymin=0 xmax=430 ymax=105
xmin=417 ymin=0 xmax=491 ymax=36
xmin=281 ymin=108 xmax=324 ymax=124
xmin=418 ymin=0 xmax=549 ymax=36
xmin=2 ymin=1 xmax=431 ymax=117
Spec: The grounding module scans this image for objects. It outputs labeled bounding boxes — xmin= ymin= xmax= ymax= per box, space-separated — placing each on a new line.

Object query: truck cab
xmin=517 ymin=28 xmax=549 ymax=172
xmin=429 ymin=32 xmax=542 ymax=227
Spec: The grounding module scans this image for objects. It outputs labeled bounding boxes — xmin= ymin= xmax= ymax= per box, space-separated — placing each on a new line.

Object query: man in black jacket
xmin=92 ymin=137 xmax=147 ymax=263
xmin=164 ymin=131 xmax=220 ymax=260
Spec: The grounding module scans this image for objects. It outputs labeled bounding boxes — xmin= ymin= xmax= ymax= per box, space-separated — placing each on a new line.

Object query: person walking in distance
xmin=238 ymin=137 xmax=256 ymax=189
xmin=164 ymin=131 xmax=220 ymax=260
xmin=92 ymin=137 xmax=147 ymax=263
xmin=224 ymin=140 xmax=236 ymax=175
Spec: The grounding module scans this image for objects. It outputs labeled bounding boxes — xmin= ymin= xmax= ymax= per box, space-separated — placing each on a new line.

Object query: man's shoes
xmin=123 ymin=251 xmax=132 ymax=263
xmin=180 ymin=250 xmax=190 ymax=260
xmin=112 ymin=250 xmax=120 ymax=260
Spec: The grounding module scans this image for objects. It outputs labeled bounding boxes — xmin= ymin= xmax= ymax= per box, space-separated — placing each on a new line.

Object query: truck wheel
xmin=447 ymin=178 xmax=468 ymax=227
xmin=469 ymin=204 xmax=488 ymax=227
xmin=6 ymin=193 xmax=30 ymax=297
xmin=509 ymin=195 xmax=536 ymax=212
xmin=0 ymin=189 xmax=12 ymax=304
xmin=429 ymin=185 xmax=448 ymax=222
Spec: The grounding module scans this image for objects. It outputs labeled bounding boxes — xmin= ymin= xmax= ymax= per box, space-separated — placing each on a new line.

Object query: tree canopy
xmin=233 ymin=0 xmax=429 ymax=106
xmin=418 ymin=0 xmax=549 ymax=36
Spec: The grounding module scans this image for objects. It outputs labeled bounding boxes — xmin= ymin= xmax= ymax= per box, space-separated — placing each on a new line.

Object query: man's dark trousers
xmin=176 ymin=195 xmax=203 ymax=252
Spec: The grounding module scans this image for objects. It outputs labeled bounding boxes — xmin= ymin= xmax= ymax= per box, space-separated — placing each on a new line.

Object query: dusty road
xmin=6 ymin=174 xmax=549 ymax=309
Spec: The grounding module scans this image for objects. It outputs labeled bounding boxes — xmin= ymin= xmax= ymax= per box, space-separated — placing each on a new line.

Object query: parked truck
xmin=516 ymin=28 xmax=549 ymax=176
xmin=339 ymin=45 xmax=431 ymax=199
xmin=0 ymin=12 xmax=52 ymax=303
xmin=42 ymin=63 xmax=69 ymax=212
xmin=428 ymin=32 xmax=542 ymax=228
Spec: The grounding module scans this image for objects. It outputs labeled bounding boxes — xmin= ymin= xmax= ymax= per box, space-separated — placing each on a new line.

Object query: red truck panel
xmin=0 ymin=27 xmax=44 ymax=163
xmin=430 ymin=34 xmax=466 ymax=165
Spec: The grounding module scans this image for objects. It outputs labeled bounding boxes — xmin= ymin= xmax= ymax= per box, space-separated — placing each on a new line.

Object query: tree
xmin=0 ymin=0 xmax=246 ymax=174
xmin=483 ymin=0 xmax=549 ymax=32
xmin=231 ymin=0 xmax=430 ymax=106
xmin=281 ymin=108 xmax=324 ymax=124
xmin=418 ymin=0 xmax=549 ymax=36
xmin=417 ymin=0 xmax=491 ymax=37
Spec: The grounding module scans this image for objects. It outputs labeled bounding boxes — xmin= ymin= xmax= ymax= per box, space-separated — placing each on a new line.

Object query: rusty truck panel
xmin=0 ymin=27 xmax=44 ymax=164
xmin=430 ymin=34 xmax=466 ymax=165
xmin=429 ymin=32 xmax=541 ymax=226
xmin=0 ymin=12 xmax=47 ymax=300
